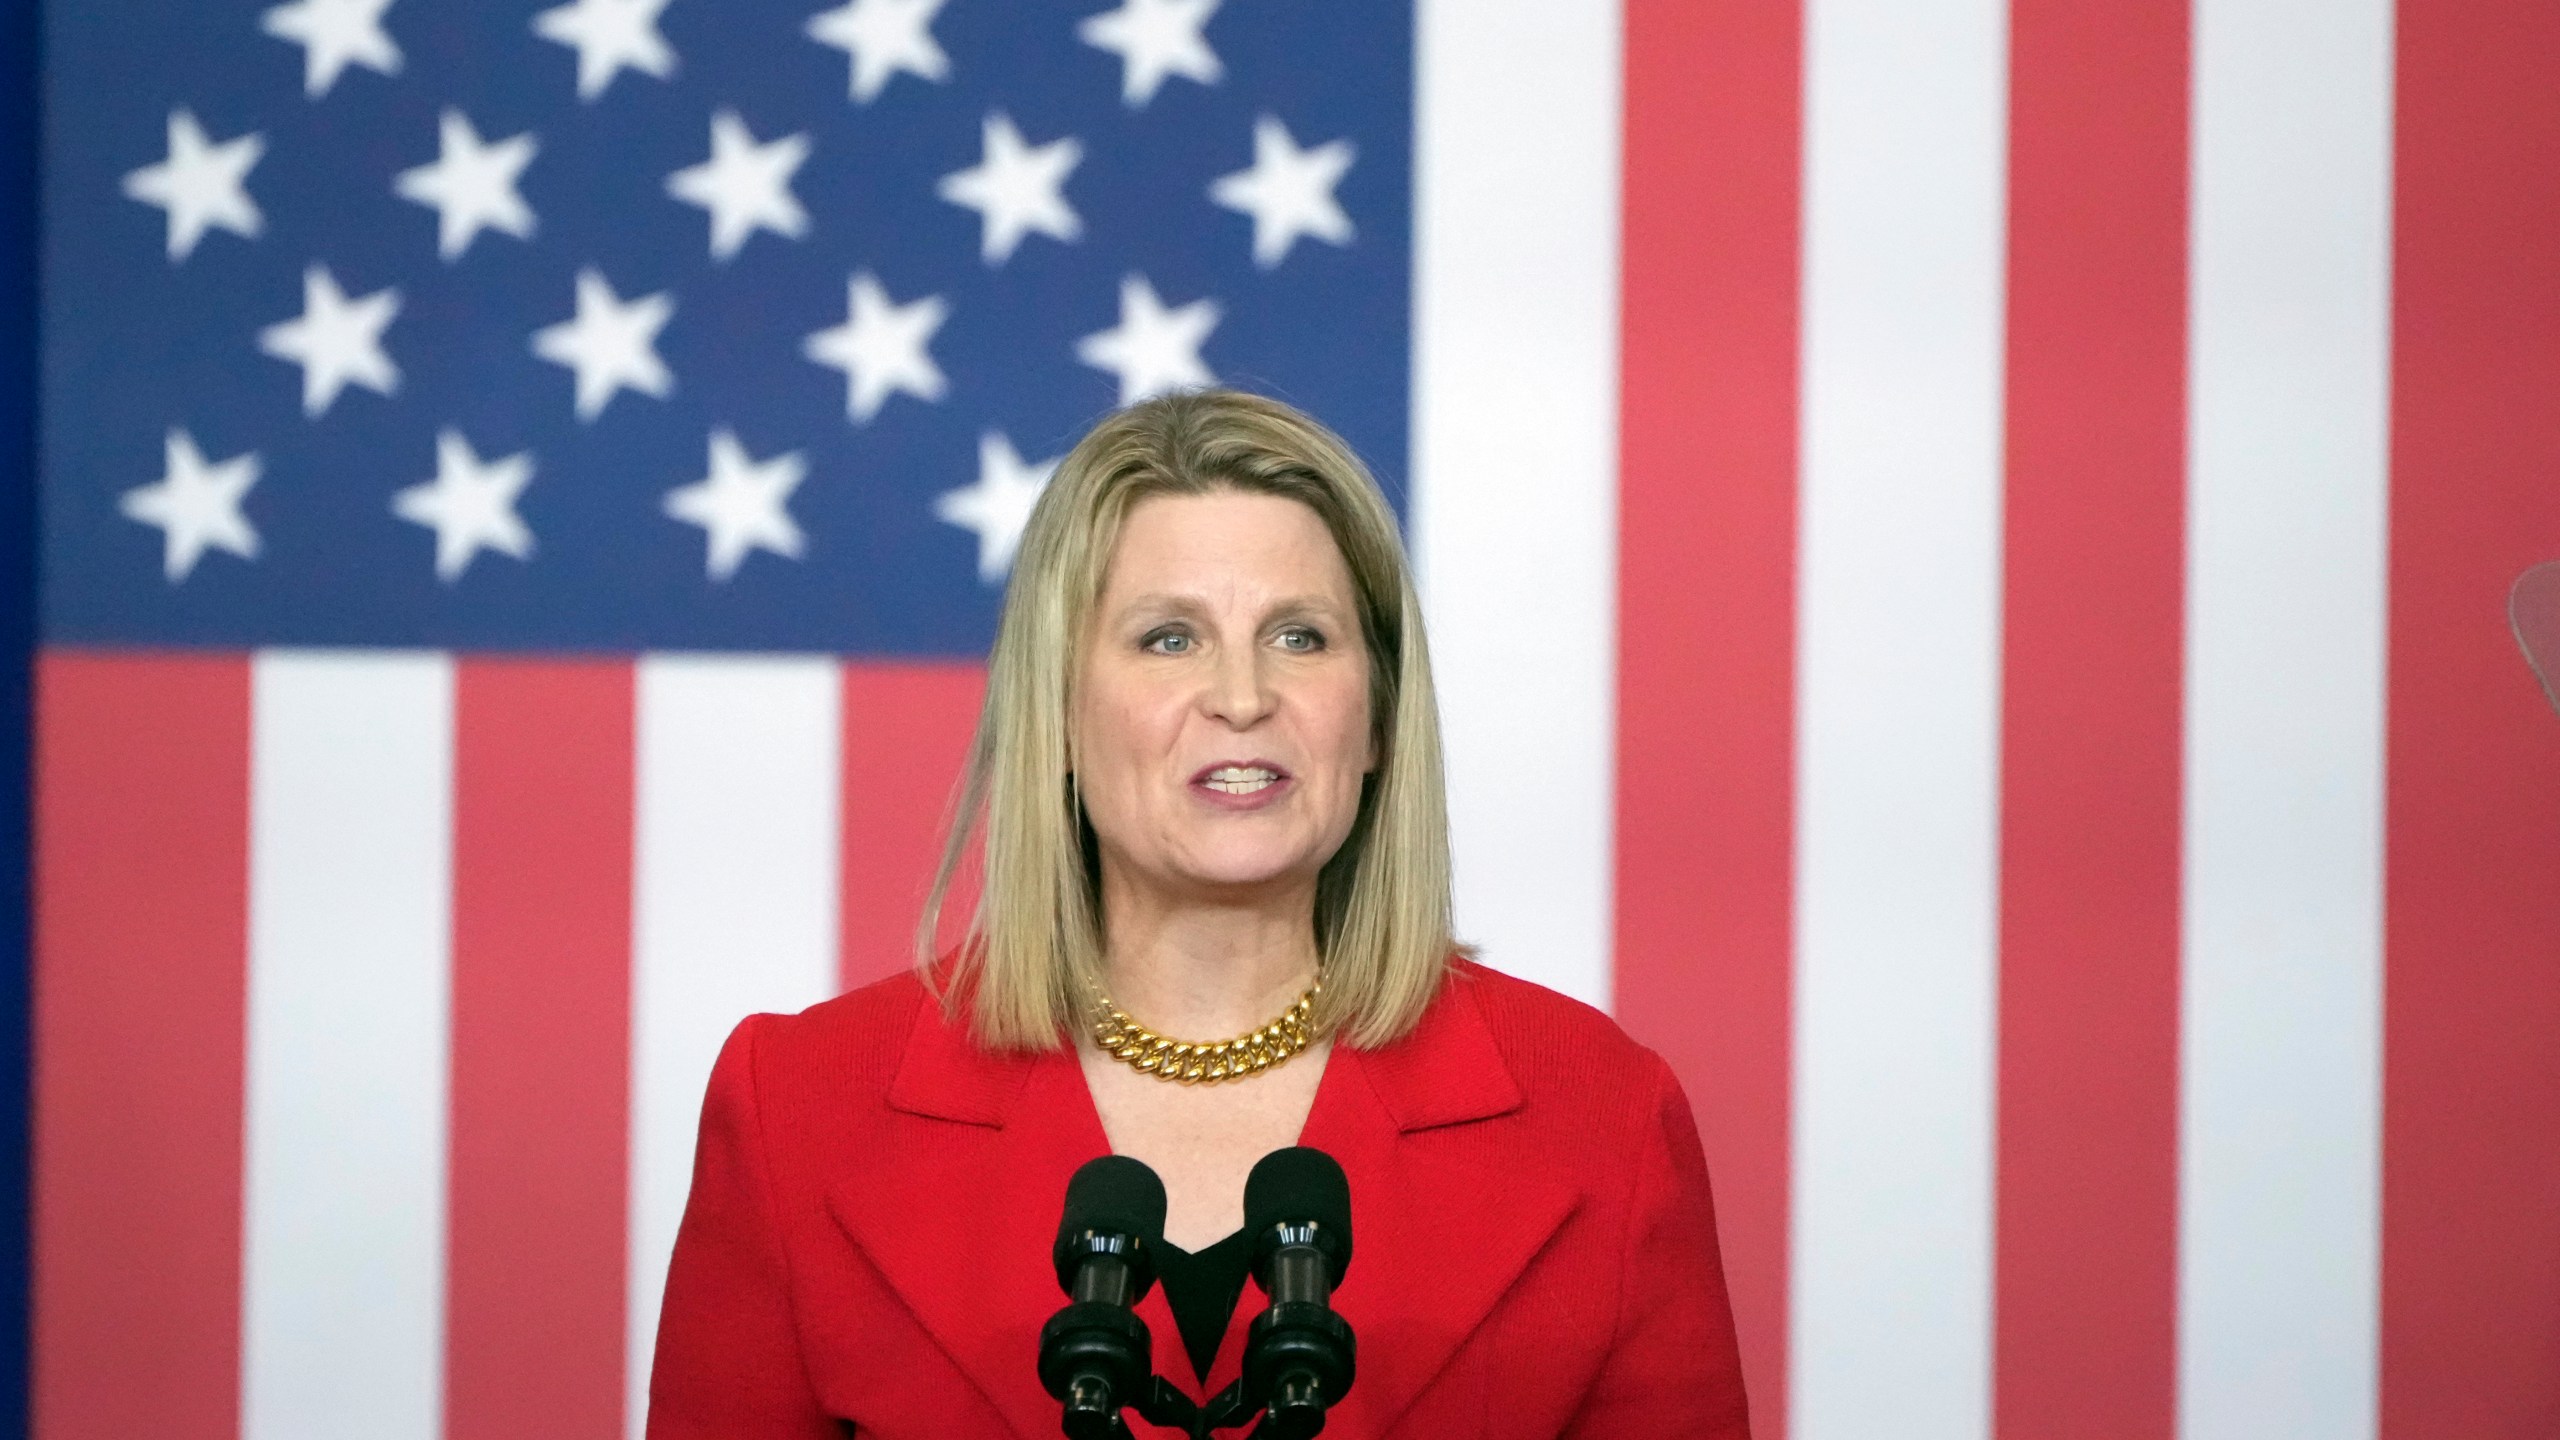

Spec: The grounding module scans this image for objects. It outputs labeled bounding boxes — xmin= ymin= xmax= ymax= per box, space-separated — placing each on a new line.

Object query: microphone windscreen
xmin=1244 ymin=1146 xmax=1354 ymax=1275
xmin=1059 ymin=1154 xmax=1169 ymax=1246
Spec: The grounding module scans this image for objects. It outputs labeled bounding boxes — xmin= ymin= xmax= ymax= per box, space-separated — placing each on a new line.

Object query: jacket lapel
xmin=1296 ymin=973 xmax=1580 ymax=1436
xmin=825 ymin=997 xmax=1115 ymax=1440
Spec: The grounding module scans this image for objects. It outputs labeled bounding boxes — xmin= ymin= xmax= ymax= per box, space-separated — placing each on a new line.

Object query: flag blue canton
xmin=41 ymin=0 xmax=1413 ymax=654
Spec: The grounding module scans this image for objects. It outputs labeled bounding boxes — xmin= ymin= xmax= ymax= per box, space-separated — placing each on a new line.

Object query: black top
xmin=1152 ymin=1228 xmax=1252 ymax=1382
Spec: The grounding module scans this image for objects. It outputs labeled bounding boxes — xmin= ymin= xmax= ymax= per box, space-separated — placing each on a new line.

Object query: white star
xmin=665 ymin=429 xmax=808 ymax=580
xmin=120 ymin=430 xmax=260 ymax=581
xmin=806 ymin=0 xmax=949 ymax=103
xmin=394 ymin=110 xmax=538 ymax=261
xmin=936 ymin=432 xmax=1057 ymax=583
xmin=1078 ymin=0 xmax=1221 ymax=107
xmin=262 ymin=0 xmax=402 ymax=97
xmin=937 ymin=113 xmax=1083 ymax=265
xmin=531 ymin=267 xmax=674 ymax=421
xmin=533 ymin=0 xmax=676 ymax=101
xmin=392 ymin=430 xmax=536 ymax=581
xmin=122 ymin=110 xmax=265 ymax=262
xmin=258 ymin=264 xmax=401 ymax=417
xmin=803 ymin=272 xmax=947 ymax=422
xmin=666 ymin=110 xmax=811 ymax=261
xmin=1076 ymin=274 xmax=1218 ymax=406
xmin=1209 ymin=115 xmax=1355 ymax=269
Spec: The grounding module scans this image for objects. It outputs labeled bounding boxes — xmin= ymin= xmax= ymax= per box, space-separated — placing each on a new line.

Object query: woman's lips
xmin=1190 ymin=762 xmax=1291 ymax=809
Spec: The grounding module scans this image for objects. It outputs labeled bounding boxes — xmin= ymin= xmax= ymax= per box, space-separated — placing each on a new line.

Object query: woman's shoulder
xmin=725 ymin=966 xmax=937 ymax=1098
xmin=1429 ymin=957 xmax=1680 ymax=1106
xmin=1445 ymin=957 xmax=1656 ymax=1055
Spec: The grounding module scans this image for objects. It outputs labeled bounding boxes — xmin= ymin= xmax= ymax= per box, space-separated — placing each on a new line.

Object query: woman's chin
xmin=1151 ymin=849 xmax=1328 ymax=899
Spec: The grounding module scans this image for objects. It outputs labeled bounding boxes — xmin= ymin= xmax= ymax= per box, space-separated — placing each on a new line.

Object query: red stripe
xmin=840 ymin=662 xmax=986 ymax=989
xmin=1614 ymin=1 xmax=1802 ymax=1431
xmin=32 ymin=652 xmax=249 ymax=1440
xmin=445 ymin=659 xmax=634 ymax=1439
xmin=2383 ymin=3 xmax=2560 ymax=1433
xmin=1994 ymin=6 xmax=2189 ymax=1435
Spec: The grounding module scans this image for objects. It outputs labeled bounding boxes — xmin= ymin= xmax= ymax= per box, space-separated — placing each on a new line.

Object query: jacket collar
xmin=884 ymin=986 xmax=1037 ymax=1127
xmin=833 ymin=966 xmax=1575 ymax=1438
xmin=1342 ymin=962 xmax=1527 ymax=1131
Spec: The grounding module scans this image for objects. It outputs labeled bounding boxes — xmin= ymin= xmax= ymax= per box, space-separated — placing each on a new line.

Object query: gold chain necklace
xmin=1088 ymin=975 xmax=1323 ymax=1085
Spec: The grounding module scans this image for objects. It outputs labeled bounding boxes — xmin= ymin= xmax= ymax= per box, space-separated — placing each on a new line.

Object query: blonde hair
xmin=919 ymin=389 xmax=1463 ymax=1051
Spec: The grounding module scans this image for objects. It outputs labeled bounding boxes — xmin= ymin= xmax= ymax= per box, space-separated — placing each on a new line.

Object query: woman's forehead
xmin=1100 ymin=491 xmax=1353 ymax=602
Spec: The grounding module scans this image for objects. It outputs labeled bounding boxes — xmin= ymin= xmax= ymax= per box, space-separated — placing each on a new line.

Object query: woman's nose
xmin=1203 ymin=643 xmax=1275 ymax=726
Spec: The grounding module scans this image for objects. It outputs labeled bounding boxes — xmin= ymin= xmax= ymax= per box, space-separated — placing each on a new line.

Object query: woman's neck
xmin=1096 ymin=867 xmax=1322 ymax=1039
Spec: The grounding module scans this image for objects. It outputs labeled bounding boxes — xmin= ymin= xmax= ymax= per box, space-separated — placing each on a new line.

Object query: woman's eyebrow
xmin=1260 ymin=595 xmax=1350 ymax=622
xmin=1108 ymin=592 xmax=1209 ymax=621
xmin=1105 ymin=592 xmax=1352 ymax=625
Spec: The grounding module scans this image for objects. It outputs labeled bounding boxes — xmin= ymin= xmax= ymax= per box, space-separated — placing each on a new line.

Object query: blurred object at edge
xmin=2512 ymin=560 xmax=2560 ymax=717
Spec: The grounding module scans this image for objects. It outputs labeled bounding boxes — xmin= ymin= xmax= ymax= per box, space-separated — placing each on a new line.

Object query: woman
xmin=647 ymin=390 xmax=1752 ymax=1438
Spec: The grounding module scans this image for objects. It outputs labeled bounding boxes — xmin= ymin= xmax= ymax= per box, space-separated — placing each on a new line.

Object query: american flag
xmin=29 ymin=2 xmax=2560 ymax=1439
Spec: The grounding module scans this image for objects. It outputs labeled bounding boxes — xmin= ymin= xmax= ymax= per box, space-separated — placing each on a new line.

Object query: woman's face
xmin=1074 ymin=489 xmax=1375 ymax=908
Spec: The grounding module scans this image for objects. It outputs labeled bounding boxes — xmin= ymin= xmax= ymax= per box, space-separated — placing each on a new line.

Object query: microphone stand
xmin=1196 ymin=1381 xmax=1262 ymax=1438
xmin=1074 ymin=1370 xmax=1292 ymax=1439
xmin=1127 ymin=1376 xmax=1208 ymax=1438
xmin=1094 ymin=1374 xmax=1255 ymax=1440
xmin=1115 ymin=1361 xmax=1337 ymax=1439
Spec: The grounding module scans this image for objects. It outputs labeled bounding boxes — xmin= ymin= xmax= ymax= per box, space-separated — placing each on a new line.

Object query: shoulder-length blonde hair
xmin=920 ymin=389 xmax=1462 ymax=1051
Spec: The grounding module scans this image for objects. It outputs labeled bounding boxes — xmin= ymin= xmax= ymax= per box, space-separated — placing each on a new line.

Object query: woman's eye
xmin=1276 ymin=627 xmax=1324 ymax=653
xmin=1144 ymin=630 xmax=1192 ymax=654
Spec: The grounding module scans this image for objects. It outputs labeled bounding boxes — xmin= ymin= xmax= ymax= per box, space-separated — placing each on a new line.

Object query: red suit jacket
xmin=646 ymin=960 xmax=1753 ymax=1438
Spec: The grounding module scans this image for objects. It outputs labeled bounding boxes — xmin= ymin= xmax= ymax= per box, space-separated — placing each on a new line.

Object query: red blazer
xmin=646 ymin=960 xmax=1753 ymax=1439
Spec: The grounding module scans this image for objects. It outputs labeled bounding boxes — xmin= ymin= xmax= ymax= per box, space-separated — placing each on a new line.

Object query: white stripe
xmin=1791 ymin=3 xmax=2007 ymax=1437
xmin=1409 ymin=0 xmax=1621 ymax=1009
xmin=627 ymin=655 xmax=841 ymax=1438
xmin=243 ymin=651 xmax=453 ymax=1440
xmin=2180 ymin=3 xmax=2393 ymax=1435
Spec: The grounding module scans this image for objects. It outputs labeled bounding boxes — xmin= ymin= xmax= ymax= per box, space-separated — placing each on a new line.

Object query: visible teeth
xmin=1203 ymin=766 xmax=1278 ymax=794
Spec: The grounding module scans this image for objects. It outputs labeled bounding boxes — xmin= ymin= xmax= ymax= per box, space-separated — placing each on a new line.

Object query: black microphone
xmin=1039 ymin=1156 xmax=1167 ymax=1439
xmin=1239 ymin=1147 xmax=1356 ymax=1438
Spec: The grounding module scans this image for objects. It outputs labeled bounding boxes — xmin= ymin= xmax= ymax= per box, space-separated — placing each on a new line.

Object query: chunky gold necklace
xmin=1088 ymin=975 xmax=1322 ymax=1085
